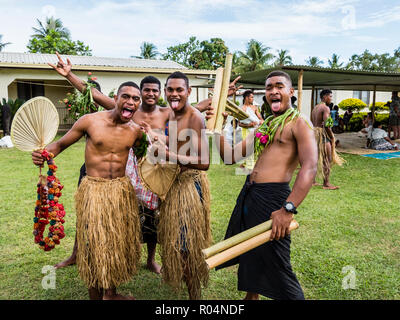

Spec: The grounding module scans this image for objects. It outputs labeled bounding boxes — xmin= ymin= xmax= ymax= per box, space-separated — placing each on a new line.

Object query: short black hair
xmin=320 ymin=89 xmax=332 ymax=100
xmin=166 ymin=71 xmax=189 ymax=88
xmin=140 ymin=76 xmax=161 ymax=90
xmin=117 ymin=81 xmax=140 ymax=94
xmin=266 ymin=71 xmax=292 ymax=87
xmin=242 ymin=90 xmax=253 ymax=103
xmin=373 ymin=121 xmax=381 ymax=128
xmin=88 ymin=79 xmax=101 ymax=93
xmin=291 ymin=96 xmax=297 ymax=103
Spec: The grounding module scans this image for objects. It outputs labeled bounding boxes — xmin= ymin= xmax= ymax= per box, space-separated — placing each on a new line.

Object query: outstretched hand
xmin=48 ymin=51 xmax=72 ymax=77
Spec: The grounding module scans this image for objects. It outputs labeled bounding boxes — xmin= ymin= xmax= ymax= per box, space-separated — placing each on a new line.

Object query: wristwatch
xmin=283 ymin=201 xmax=297 ymax=214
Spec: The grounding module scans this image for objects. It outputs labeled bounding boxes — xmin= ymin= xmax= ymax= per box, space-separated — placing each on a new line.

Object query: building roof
xmin=0 ymin=52 xmax=216 ymax=75
xmin=236 ymin=65 xmax=400 ymax=91
xmin=0 ymin=51 xmax=186 ymax=69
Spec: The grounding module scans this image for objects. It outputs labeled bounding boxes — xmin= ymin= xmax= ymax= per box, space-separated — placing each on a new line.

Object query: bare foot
xmin=312 ymin=182 xmax=322 ymax=186
xmin=323 ymin=184 xmax=339 ymax=190
xmin=103 ymin=293 xmax=136 ymax=300
xmin=243 ymin=292 xmax=259 ymax=300
xmin=146 ymin=260 xmax=161 ymax=274
xmin=54 ymin=255 xmax=76 ymax=269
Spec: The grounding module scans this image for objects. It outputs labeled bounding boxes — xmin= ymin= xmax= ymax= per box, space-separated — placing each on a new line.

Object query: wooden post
xmin=372 ymin=85 xmax=376 ymax=123
xmin=297 ymin=69 xmax=304 ymax=112
xmin=310 ymin=85 xmax=315 ymax=118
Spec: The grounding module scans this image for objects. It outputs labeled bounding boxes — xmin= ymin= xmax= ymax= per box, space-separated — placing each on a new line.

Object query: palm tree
xmin=0 ymin=35 xmax=11 ymax=52
xmin=235 ymin=39 xmax=274 ymax=73
xmin=274 ymin=49 xmax=293 ymax=66
xmin=327 ymin=53 xmax=344 ymax=69
xmin=132 ymin=42 xmax=158 ymax=59
xmin=306 ymin=56 xmax=324 ymax=67
xmin=31 ymin=17 xmax=70 ymax=39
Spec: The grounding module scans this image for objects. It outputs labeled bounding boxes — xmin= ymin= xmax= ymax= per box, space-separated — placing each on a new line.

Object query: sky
xmin=0 ymin=0 xmax=399 ymax=66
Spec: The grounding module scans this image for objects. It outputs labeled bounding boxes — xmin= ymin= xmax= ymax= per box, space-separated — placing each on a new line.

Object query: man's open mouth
xmin=170 ymin=99 xmax=180 ymax=109
xmin=122 ymin=107 xmax=134 ymax=118
xmin=270 ymin=98 xmax=282 ymax=112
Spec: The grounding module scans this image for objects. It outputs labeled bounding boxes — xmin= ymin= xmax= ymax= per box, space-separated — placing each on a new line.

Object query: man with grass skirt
xmin=143 ymin=71 xmax=213 ymax=300
xmin=48 ymin=53 xmax=214 ymax=274
xmin=215 ymin=71 xmax=318 ymax=300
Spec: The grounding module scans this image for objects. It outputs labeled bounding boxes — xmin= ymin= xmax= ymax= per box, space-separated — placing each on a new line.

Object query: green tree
xmin=327 ymin=53 xmax=344 ymax=69
xmin=0 ymin=35 xmax=11 ymax=52
xmin=27 ymin=17 xmax=92 ymax=56
xmin=306 ymin=56 xmax=324 ymax=67
xmin=132 ymin=42 xmax=159 ymax=59
xmin=162 ymin=36 xmax=200 ymax=68
xmin=162 ymin=37 xmax=229 ymax=70
xmin=235 ymin=39 xmax=274 ymax=73
xmin=345 ymin=49 xmax=399 ymax=72
xmin=274 ymin=49 xmax=293 ymax=66
xmin=27 ymin=29 xmax=92 ymax=55
xmin=189 ymin=38 xmax=228 ymax=69
xmin=31 ymin=17 xmax=70 ymax=40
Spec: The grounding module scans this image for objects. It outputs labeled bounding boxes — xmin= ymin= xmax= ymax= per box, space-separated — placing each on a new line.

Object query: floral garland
xmin=33 ymin=150 xmax=66 ymax=251
xmin=324 ymin=116 xmax=333 ymax=128
xmin=254 ymin=107 xmax=301 ymax=159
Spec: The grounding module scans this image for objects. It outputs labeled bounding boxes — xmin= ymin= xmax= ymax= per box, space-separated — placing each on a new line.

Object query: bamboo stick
xmin=206 ymin=67 xmax=224 ymax=132
xmin=225 ymin=99 xmax=249 ymax=120
xmin=203 ymin=220 xmax=273 ymax=259
xmin=205 ymin=220 xmax=299 ymax=269
xmin=215 ymin=53 xmax=233 ymax=133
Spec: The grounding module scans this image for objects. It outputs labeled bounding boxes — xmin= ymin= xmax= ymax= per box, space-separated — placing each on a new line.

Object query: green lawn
xmin=0 ymin=137 xmax=399 ymax=300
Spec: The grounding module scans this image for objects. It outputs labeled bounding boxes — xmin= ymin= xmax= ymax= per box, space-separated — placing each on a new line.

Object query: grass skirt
xmin=158 ymin=170 xmax=211 ymax=299
xmin=75 ymin=175 xmax=141 ymax=290
xmin=314 ymin=127 xmax=345 ymax=180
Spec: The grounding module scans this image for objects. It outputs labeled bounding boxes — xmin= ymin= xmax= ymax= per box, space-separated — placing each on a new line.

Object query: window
xmin=17 ymin=81 xmax=44 ymax=101
xmin=353 ymin=90 xmax=370 ymax=105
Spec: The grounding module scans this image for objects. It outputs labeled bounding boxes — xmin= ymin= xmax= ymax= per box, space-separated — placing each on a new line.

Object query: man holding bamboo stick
xmin=215 ymin=70 xmax=318 ymax=300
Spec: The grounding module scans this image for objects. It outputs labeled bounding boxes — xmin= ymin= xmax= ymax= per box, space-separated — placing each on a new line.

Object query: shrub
xmin=369 ymin=101 xmax=389 ymax=111
xmin=338 ymin=98 xmax=367 ymax=111
xmin=346 ymin=112 xmax=389 ymax=132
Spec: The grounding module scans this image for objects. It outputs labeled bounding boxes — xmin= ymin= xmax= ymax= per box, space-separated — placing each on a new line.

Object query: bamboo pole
xmin=372 ymin=85 xmax=376 ymax=123
xmin=202 ymin=220 xmax=273 ymax=259
xmin=310 ymin=85 xmax=315 ymax=119
xmin=215 ymin=53 xmax=233 ymax=133
xmin=206 ymin=67 xmax=224 ymax=132
xmin=205 ymin=220 xmax=299 ymax=269
xmin=297 ymin=69 xmax=304 ymax=112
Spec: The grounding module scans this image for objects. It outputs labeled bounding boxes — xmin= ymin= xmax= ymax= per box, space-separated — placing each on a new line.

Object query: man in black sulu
xmin=215 ymin=71 xmax=318 ymax=300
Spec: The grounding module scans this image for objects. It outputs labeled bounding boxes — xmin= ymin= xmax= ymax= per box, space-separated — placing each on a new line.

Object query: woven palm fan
xmin=138 ymin=156 xmax=180 ymax=200
xmin=11 ymin=96 xmax=59 ymax=152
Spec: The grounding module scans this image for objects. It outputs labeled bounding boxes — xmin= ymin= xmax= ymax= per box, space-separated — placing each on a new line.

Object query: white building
xmin=0 ymin=52 xmax=215 ymax=129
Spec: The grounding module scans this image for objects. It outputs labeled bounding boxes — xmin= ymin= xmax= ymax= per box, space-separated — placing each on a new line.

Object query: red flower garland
xmin=33 ymin=150 xmax=66 ymax=251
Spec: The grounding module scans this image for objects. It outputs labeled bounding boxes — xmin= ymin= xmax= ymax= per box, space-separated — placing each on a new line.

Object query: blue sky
xmin=0 ymin=0 xmax=399 ymax=66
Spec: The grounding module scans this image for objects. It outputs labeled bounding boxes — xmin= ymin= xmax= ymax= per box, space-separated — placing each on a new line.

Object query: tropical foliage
xmin=0 ymin=34 xmax=11 ymax=52
xmin=338 ymin=98 xmax=367 ymax=111
xmin=27 ymin=17 xmax=92 ymax=55
xmin=233 ymin=39 xmax=274 ymax=74
xmin=132 ymin=42 xmax=159 ymax=59
xmin=306 ymin=56 xmax=324 ymax=67
xmin=274 ymin=49 xmax=293 ymax=67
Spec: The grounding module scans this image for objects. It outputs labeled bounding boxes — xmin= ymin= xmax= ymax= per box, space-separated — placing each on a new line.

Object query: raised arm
xmin=32 ymin=115 xmax=89 ymax=166
xmin=48 ymin=52 xmax=115 ymax=110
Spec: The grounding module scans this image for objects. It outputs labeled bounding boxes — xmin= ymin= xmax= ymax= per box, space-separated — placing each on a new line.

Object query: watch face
xmin=286 ymin=203 xmax=294 ymax=210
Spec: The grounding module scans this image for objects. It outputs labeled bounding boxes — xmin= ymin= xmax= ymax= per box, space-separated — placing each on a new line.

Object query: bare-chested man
xmin=143 ymin=71 xmax=212 ymax=300
xmin=215 ymin=71 xmax=318 ymax=300
xmin=49 ymin=53 xmax=237 ymax=273
xmin=32 ymin=82 xmax=144 ymax=300
xmin=311 ymin=89 xmax=340 ymax=190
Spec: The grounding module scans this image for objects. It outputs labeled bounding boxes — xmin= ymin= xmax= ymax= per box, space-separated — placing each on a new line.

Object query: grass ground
xmin=0 ymin=136 xmax=399 ymax=300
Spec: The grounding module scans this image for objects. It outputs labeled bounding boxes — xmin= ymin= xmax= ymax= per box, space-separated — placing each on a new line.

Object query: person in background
xmin=362 ymin=121 xmax=399 ymax=150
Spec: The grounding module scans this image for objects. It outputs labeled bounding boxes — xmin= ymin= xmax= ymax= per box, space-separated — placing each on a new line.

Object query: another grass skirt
xmin=75 ymin=175 xmax=141 ymax=290
xmin=314 ymin=127 xmax=345 ymax=181
xmin=158 ymin=170 xmax=212 ymax=299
